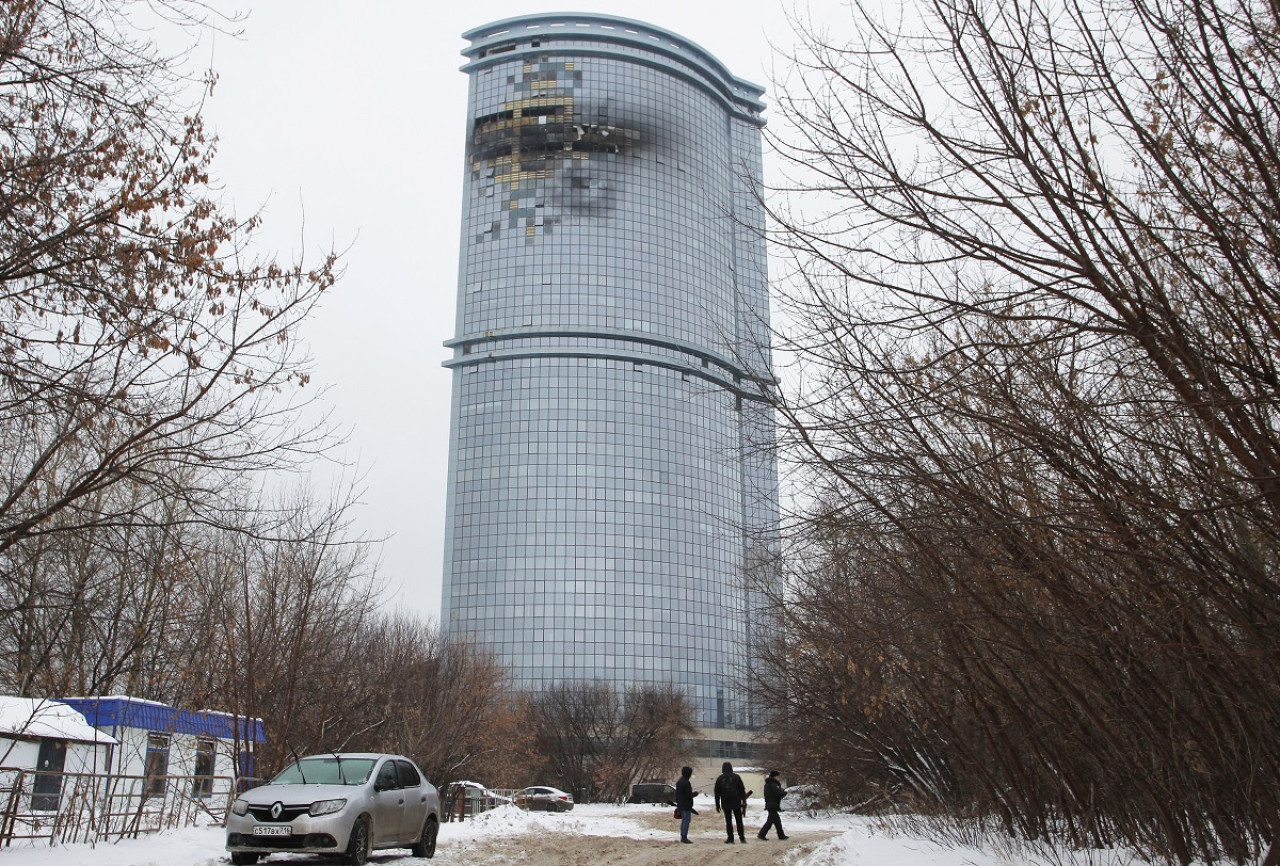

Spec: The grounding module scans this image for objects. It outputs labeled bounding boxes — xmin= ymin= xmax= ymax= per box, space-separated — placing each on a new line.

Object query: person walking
xmin=675 ymin=766 xmax=696 ymax=843
xmin=756 ymin=770 xmax=789 ymax=840
xmin=713 ymin=761 xmax=749 ymax=843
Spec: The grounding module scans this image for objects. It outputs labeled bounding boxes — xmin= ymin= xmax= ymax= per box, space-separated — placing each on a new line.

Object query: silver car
xmin=515 ymin=785 xmax=575 ymax=812
xmin=225 ymin=753 xmax=440 ymax=865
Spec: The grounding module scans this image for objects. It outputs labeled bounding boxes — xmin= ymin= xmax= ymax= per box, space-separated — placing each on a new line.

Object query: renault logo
xmin=270 ymin=801 xmax=283 ymax=821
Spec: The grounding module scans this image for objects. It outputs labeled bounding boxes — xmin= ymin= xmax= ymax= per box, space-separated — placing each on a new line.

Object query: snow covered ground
xmin=0 ymin=797 xmax=1139 ymax=866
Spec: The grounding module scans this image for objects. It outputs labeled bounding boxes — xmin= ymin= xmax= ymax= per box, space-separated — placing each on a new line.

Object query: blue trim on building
xmin=57 ymin=697 xmax=265 ymax=743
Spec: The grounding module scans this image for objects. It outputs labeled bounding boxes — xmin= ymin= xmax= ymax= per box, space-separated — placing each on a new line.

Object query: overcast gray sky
xmin=198 ymin=0 xmax=835 ymax=620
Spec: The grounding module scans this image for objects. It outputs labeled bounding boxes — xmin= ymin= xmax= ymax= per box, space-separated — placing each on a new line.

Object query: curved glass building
xmin=441 ymin=13 xmax=777 ymax=730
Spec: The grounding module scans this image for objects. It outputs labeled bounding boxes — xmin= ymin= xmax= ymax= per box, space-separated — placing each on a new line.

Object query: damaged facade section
xmin=468 ymin=61 xmax=639 ymax=244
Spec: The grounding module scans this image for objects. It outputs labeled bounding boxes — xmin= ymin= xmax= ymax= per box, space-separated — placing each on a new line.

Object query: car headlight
xmin=309 ymin=798 xmax=347 ymax=817
xmin=231 ymin=799 xmax=249 ymax=817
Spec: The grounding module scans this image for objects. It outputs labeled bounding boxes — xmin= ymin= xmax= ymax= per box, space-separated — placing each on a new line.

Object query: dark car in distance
xmin=627 ymin=782 xmax=677 ymax=804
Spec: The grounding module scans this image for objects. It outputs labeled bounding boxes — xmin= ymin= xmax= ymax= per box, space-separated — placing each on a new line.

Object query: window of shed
xmin=144 ymin=734 xmax=170 ymax=798
xmin=192 ymin=739 xmax=216 ymax=798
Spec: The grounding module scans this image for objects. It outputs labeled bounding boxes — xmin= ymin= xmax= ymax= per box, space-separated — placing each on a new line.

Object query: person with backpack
xmin=713 ymin=761 xmax=748 ymax=843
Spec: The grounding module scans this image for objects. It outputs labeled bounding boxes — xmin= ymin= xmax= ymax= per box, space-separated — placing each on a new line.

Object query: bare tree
xmin=0 ymin=0 xmax=340 ymax=559
xmin=339 ymin=614 xmax=529 ymax=787
xmin=527 ymin=680 xmax=696 ymax=803
xmin=197 ymin=482 xmax=381 ymax=776
xmin=0 ymin=468 xmax=209 ymax=697
xmin=0 ymin=468 xmax=527 ymax=793
xmin=762 ymin=0 xmax=1280 ymax=862
xmin=0 ymin=476 xmax=378 ymax=712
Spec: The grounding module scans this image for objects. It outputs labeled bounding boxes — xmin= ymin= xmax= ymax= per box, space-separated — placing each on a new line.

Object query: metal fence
xmin=441 ymin=784 xmax=520 ymax=822
xmin=0 ymin=767 xmax=237 ymax=847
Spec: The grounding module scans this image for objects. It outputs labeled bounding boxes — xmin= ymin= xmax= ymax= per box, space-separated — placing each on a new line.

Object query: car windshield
xmin=270 ymin=757 xmax=376 ymax=786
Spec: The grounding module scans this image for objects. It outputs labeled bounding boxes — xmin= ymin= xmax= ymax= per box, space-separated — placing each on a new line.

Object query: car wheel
xmin=411 ymin=815 xmax=438 ymax=858
xmin=344 ymin=816 xmax=370 ymax=866
xmin=230 ymin=854 xmax=259 ymax=865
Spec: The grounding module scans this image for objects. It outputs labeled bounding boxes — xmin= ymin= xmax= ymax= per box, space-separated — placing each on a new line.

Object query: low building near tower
xmin=57 ymin=695 xmax=264 ymax=802
xmin=0 ymin=696 xmax=118 ymax=814
xmin=0 ymin=695 xmax=264 ymax=846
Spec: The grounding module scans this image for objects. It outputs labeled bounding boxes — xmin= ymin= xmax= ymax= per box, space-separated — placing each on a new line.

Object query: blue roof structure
xmin=58 ymin=696 xmax=265 ymax=743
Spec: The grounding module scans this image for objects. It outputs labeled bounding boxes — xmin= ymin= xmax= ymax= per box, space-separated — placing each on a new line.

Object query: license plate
xmin=253 ymin=825 xmax=292 ymax=837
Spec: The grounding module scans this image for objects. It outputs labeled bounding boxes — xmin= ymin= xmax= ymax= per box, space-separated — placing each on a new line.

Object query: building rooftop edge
xmin=461 ymin=13 xmax=765 ymax=113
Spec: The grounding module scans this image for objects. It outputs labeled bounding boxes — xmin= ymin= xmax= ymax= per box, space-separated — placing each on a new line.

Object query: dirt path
xmin=433 ymin=810 xmax=840 ymax=866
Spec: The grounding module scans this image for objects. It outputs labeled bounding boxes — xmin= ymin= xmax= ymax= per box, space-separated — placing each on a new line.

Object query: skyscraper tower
xmin=441 ymin=13 xmax=777 ymax=731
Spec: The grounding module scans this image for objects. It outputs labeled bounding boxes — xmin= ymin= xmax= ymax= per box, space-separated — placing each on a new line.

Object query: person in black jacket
xmin=675 ymin=766 xmax=696 ymax=843
xmin=713 ymin=761 xmax=749 ymax=843
xmin=756 ymin=769 xmax=789 ymax=840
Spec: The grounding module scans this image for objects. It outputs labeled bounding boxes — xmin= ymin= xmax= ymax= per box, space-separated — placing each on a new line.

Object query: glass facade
xmin=441 ymin=14 xmax=778 ymax=729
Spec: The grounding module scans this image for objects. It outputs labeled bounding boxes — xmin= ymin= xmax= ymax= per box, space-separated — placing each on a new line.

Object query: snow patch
xmin=0 ymin=697 xmax=117 ymax=745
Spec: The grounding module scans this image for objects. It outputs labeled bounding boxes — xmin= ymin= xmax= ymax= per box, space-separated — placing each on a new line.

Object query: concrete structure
xmin=441 ymin=14 xmax=777 ymax=732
